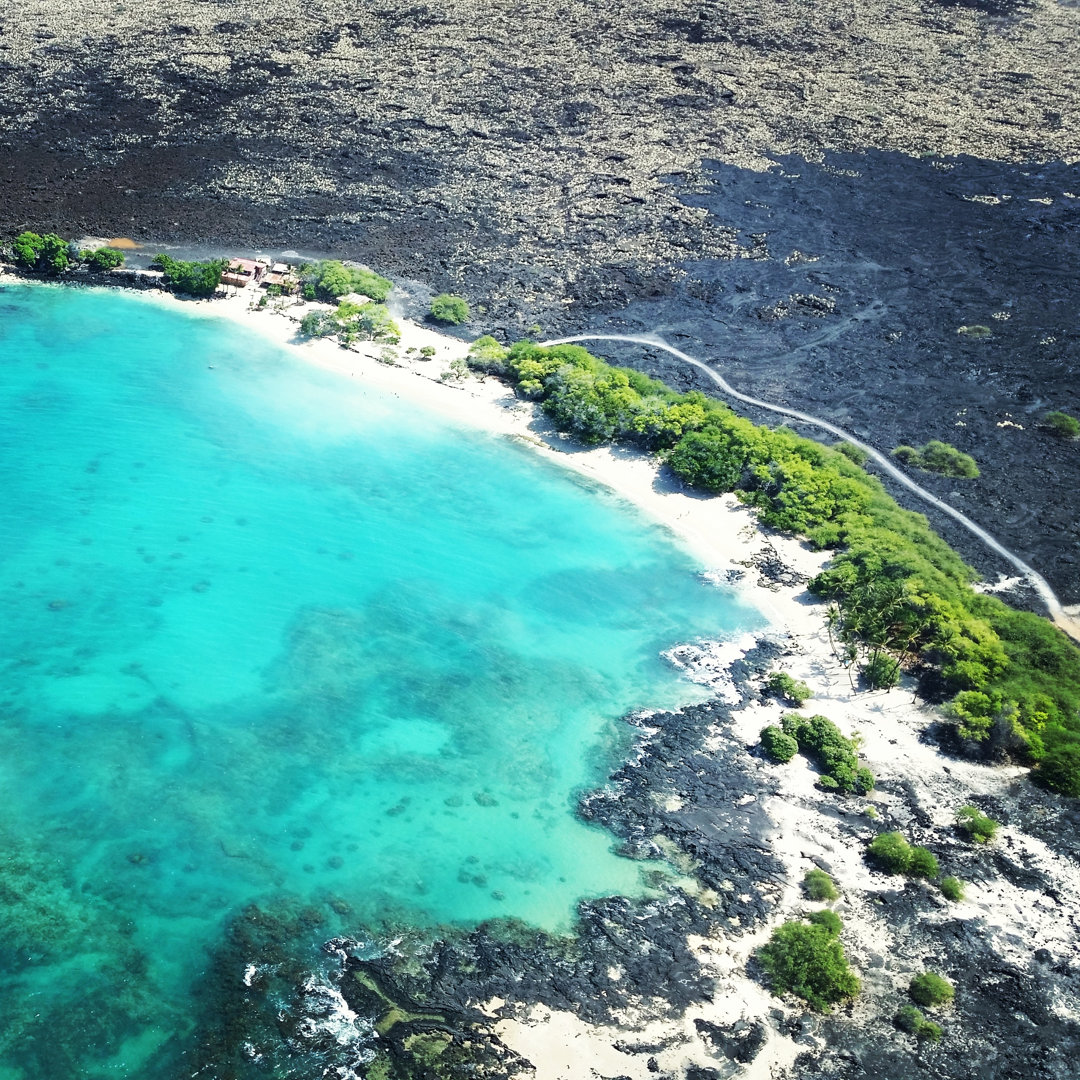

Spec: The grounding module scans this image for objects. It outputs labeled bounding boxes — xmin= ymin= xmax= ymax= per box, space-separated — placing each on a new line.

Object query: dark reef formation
xmin=0 ymin=0 xmax=1077 ymax=600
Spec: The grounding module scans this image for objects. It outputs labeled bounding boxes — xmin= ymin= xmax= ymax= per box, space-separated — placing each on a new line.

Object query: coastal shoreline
xmin=4 ymin=270 xmax=1078 ymax=1080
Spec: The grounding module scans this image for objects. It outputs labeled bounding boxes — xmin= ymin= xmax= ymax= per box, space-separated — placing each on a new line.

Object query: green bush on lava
xmin=956 ymin=805 xmax=999 ymax=844
xmin=909 ymin=972 xmax=954 ymax=1008
xmin=756 ymin=919 xmax=860 ymax=1012
xmin=802 ymin=869 xmax=839 ymax=901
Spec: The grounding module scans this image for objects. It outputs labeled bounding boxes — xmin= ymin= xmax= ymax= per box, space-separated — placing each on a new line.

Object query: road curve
xmin=539 ymin=332 xmax=1080 ymax=644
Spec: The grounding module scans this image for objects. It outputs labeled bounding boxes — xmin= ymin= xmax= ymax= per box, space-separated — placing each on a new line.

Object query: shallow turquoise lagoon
xmin=0 ymin=284 xmax=760 ymax=1076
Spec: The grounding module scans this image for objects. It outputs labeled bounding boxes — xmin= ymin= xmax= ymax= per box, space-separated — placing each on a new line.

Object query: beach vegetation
xmin=760 ymin=725 xmax=799 ymax=763
xmin=956 ymin=805 xmax=999 ymax=844
xmin=939 ymin=876 xmax=965 ymax=901
xmin=312 ymin=261 xmax=393 ymax=303
xmin=781 ymin=713 xmax=874 ymax=794
xmin=861 ymin=651 xmax=901 ymax=689
xmin=467 ymin=335 xmax=510 ymax=375
xmin=1042 ymin=410 xmax=1079 ymax=439
xmin=152 ymin=254 xmax=227 ymax=298
xmin=892 ymin=440 xmax=979 ymax=479
xmin=908 ymin=845 xmax=940 ymax=879
xmin=481 ymin=340 xmax=1080 ymax=797
xmin=1035 ymin=740 xmax=1080 ymax=797
xmin=807 ymin=909 xmax=843 ymax=935
xmin=298 ymin=302 xmax=400 ymax=345
xmin=756 ymin=918 xmax=860 ymax=1012
xmin=834 ymin=441 xmax=869 ymax=465
xmin=335 ymin=300 xmax=400 ymax=344
xmin=430 ymin=294 xmax=470 ymax=325
xmin=909 ymin=972 xmax=954 ymax=1008
xmin=11 ymin=231 xmax=71 ymax=273
xmin=764 ymin=670 xmax=811 ymax=706
xmin=896 ymin=1005 xmax=943 ymax=1041
xmin=867 ymin=831 xmax=939 ymax=879
xmin=81 ymin=247 xmax=125 ymax=271
xmin=867 ymin=831 xmax=914 ymax=874
xmin=299 ymin=310 xmax=339 ymax=338
xmin=802 ymin=869 xmax=839 ymax=901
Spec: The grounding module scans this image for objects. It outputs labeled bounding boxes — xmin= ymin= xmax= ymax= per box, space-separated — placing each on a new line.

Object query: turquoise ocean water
xmin=0 ymin=284 xmax=759 ymax=1076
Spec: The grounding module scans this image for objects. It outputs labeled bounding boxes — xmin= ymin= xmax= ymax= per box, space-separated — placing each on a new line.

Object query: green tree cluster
xmin=464 ymin=339 xmax=1080 ymax=797
xmin=756 ymin=917 xmax=860 ymax=1012
xmin=81 ymin=247 xmax=125 ymax=271
xmin=309 ymin=261 xmax=393 ymax=303
xmin=152 ymin=254 xmax=227 ymax=297
xmin=867 ymin=831 xmax=939 ymax=878
xmin=299 ymin=301 xmax=400 ymax=345
xmin=892 ymin=440 xmax=980 ymax=478
xmin=779 ymin=713 xmax=875 ymax=794
xmin=764 ymin=671 xmax=812 ymax=706
xmin=955 ymin=805 xmax=999 ymax=843
xmin=1042 ymin=411 xmax=1079 ymax=439
xmin=429 ymin=294 xmax=470 ymax=325
xmin=11 ymin=231 xmax=70 ymax=273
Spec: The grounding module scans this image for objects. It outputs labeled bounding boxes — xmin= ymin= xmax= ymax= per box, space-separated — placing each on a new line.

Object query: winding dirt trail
xmin=540 ymin=332 xmax=1080 ymax=643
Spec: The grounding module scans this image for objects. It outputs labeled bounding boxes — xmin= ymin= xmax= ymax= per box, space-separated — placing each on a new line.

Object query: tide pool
xmin=0 ymin=283 xmax=761 ymax=1077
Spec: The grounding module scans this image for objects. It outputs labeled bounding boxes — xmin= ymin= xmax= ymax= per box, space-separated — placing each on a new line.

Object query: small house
xmin=222 ymin=258 xmax=264 ymax=289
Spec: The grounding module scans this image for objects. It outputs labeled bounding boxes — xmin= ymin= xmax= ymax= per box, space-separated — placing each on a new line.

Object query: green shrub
xmin=1035 ymin=739 xmax=1080 ymax=798
xmin=756 ymin=920 xmax=860 ymax=1012
xmin=781 ymin=714 xmax=873 ymax=794
xmin=834 ymin=441 xmax=869 ymax=465
xmin=11 ymin=230 xmax=43 ymax=267
xmin=1042 ymin=411 xmax=1079 ymax=438
xmin=939 ymin=876 xmax=965 ymax=902
xmin=807 ymin=909 xmax=843 ymax=936
xmin=467 ymin=335 xmax=510 ymax=374
xmin=430 ymin=294 xmax=471 ymax=325
xmin=868 ymin=832 xmax=912 ymax=874
xmin=895 ymin=1004 xmax=923 ymax=1033
xmin=760 ymin=725 xmax=799 ymax=763
xmin=11 ymin=231 xmax=70 ymax=273
xmin=896 ymin=1005 xmax=943 ymax=1041
xmin=802 ymin=869 xmax=839 ymax=902
xmin=909 ymin=972 xmax=954 ymax=1008
xmin=892 ymin=440 xmax=979 ymax=479
xmin=81 ymin=247 xmax=125 ymax=271
xmin=956 ymin=805 xmax=999 ymax=844
xmin=299 ymin=310 xmax=338 ymax=338
xmin=764 ymin=671 xmax=812 ymax=706
xmin=908 ymin=846 xmax=940 ymax=879
xmin=919 ymin=1019 xmax=943 ymax=1042
xmin=313 ymin=261 xmax=393 ymax=302
xmin=335 ymin=300 xmax=400 ymax=344
xmin=152 ymin=254 xmax=226 ymax=297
